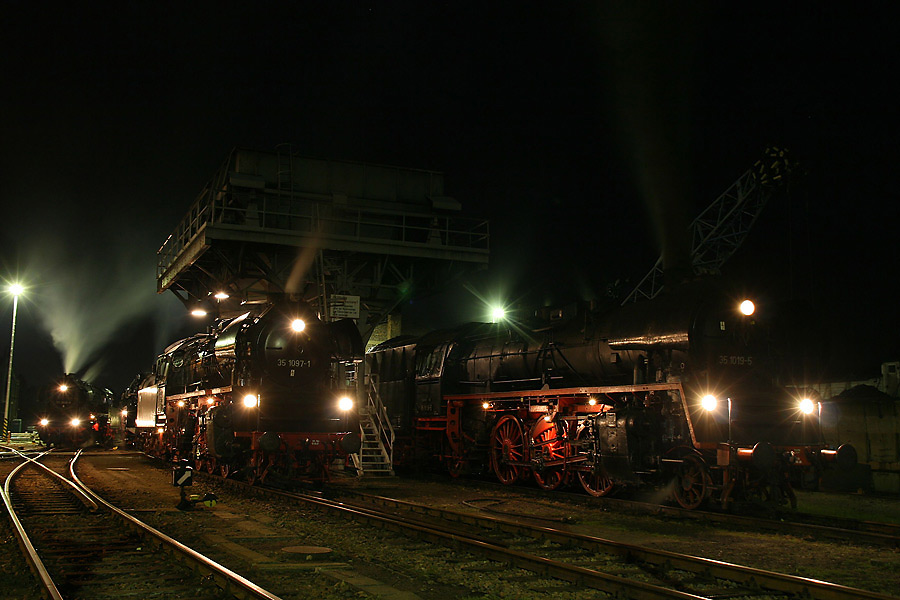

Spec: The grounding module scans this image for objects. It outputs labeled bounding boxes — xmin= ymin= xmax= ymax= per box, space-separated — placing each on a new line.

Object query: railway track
xmin=209 ymin=472 xmax=900 ymax=600
xmin=424 ymin=475 xmax=900 ymax=548
xmin=0 ymin=448 xmax=282 ymax=600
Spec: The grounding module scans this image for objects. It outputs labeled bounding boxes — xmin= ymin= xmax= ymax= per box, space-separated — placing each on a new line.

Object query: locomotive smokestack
xmin=598 ymin=3 xmax=702 ymax=286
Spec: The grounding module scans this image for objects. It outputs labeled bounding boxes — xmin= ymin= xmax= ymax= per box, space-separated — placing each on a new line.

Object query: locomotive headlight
xmin=701 ymin=394 xmax=718 ymax=412
xmin=739 ymin=299 xmax=755 ymax=316
xmin=176 ymin=400 xmax=185 ymax=408
xmin=59 ymin=384 xmax=68 ymax=392
xmin=588 ymin=397 xmax=597 ymax=406
xmin=242 ymin=394 xmax=259 ymax=408
xmin=70 ymin=418 xmax=81 ymax=427
xmin=39 ymin=418 xmax=49 ymax=427
xmin=291 ymin=318 xmax=306 ymax=332
xmin=799 ymin=398 xmax=816 ymax=415
xmin=338 ymin=396 xmax=354 ymax=411
xmin=482 ymin=402 xmax=490 ymax=410
xmin=121 ymin=409 xmax=128 ymax=417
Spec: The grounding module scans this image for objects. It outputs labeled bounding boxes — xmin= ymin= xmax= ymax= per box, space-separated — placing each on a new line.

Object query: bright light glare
xmin=70 ymin=418 xmax=81 ymax=427
xmin=121 ymin=409 xmax=128 ymax=416
xmin=8 ymin=283 xmax=24 ymax=296
xmin=39 ymin=418 xmax=49 ymax=426
xmin=176 ymin=400 xmax=185 ymax=407
xmin=59 ymin=384 xmax=69 ymax=392
xmin=588 ymin=398 xmax=597 ymax=406
xmin=242 ymin=394 xmax=259 ymax=408
xmin=491 ymin=307 xmax=505 ymax=323
xmin=206 ymin=397 xmax=216 ymax=405
xmin=701 ymin=395 xmax=718 ymax=411
xmin=338 ymin=396 xmax=353 ymax=411
xmin=482 ymin=402 xmax=490 ymax=410
xmin=291 ymin=319 xmax=306 ymax=332
xmin=214 ymin=292 xmax=230 ymax=300
xmin=739 ymin=300 xmax=755 ymax=316
xmin=799 ymin=398 xmax=816 ymax=415
xmin=191 ymin=309 xmax=208 ymax=317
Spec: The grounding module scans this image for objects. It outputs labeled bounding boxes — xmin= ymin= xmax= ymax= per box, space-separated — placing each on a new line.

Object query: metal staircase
xmin=356 ymin=373 xmax=394 ymax=476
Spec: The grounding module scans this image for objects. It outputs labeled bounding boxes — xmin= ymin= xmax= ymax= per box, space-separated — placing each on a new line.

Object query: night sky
xmin=1 ymin=3 xmax=897 ymax=419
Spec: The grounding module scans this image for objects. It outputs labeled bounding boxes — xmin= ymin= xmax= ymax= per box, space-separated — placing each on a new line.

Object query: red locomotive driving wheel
xmin=673 ymin=453 xmax=710 ymax=510
xmin=531 ymin=418 xmax=568 ymax=491
xmin=490 ymin=415 xmax=525 ymax=485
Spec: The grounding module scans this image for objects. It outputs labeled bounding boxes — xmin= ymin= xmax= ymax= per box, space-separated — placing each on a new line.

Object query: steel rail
xmin=343 ymin=491 xmax=900 ymax=600
xmin=0 ymin=449 xmax=64 ymax=600
xmin=457 ymin=475 xmax=900 ymax=547
xmin=68 ymin=450 xmax=283 ymax=600
xmin=6 ymin=447 xmax=98 ymax=511
xmin=209 ymin=476 xmax=709 ymax=600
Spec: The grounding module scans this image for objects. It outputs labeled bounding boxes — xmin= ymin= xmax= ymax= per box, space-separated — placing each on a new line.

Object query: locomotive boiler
xmin=367 ymin=280 xmax=854 ymax=509
xmin=131 ymin=296 xmax=364 ymax=483
xmin=36 ymin=374 xmax=114 ymax=448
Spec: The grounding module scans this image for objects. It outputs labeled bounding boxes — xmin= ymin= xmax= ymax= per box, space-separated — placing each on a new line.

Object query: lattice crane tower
xmin=622 ymin=147 xmax=792 ymax=305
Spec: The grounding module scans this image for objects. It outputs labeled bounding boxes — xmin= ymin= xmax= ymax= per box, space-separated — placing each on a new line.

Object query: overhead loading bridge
xmin=157 ymin=146 xmax=490 ymax=342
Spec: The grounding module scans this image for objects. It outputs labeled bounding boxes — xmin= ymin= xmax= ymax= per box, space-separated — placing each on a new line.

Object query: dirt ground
xmin=2 ymin=449 xmax=899 ymax=599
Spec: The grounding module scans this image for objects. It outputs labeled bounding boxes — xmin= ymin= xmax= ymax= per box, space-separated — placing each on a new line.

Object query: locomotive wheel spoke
xmin=673 ymin=454 xmax=710 ymax=510
xmin=491 ymin=416 xmax=524 ymax=485
xmin=532 ymin=421 xmax=568 ymax=491
xmin=579 ymin=468 xmax=614 ymax=497
xmin=575 ymin=425 xmax=614 ymax=497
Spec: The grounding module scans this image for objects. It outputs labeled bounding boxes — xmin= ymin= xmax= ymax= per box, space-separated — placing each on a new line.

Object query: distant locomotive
xmin=36 ymin=374 xmax=114 ymax=448
xmin=128 ymin=296 xmax=363 ymax=483
xmin=367 ymin=280 xmax=854 ymax=509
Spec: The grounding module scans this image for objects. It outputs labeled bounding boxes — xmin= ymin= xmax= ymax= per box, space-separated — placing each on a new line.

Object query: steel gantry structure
xmin=157 ymin=146 xmax=490 ymax=345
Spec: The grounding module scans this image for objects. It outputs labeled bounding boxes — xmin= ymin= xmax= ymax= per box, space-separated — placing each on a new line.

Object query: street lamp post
xmin=3 ymin=283 xmax=23 ymax=441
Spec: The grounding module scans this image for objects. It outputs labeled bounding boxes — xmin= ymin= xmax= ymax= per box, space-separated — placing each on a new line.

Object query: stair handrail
xmin=365 ymin=373 xmax=395 ymax=465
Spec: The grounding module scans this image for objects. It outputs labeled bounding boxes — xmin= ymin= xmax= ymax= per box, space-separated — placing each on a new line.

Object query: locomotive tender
xmin=129 ymin=296 xmax=364 ymax=483
xmin=36 ymin=374 xmax=114 ymax=448
xmin=367 ymin=280 xmax=853 ymax=509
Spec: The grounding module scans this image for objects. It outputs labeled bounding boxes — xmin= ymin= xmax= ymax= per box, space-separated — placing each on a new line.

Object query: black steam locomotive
xmin=128 ymin=296 xmax=363 ymax=483
xmin=367 ymin=280 xmax=854 ymax=509
xmin=36 ymin=374 xmax=114 ymax=448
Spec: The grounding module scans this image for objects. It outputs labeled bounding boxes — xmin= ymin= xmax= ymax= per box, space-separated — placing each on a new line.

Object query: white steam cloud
xmin=25 ymin=221 xmax=182 ymax=384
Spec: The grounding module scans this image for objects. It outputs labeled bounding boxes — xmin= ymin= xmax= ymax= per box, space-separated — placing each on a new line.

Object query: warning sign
xmin=330 ymin=294 xmax=360 ymax=319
